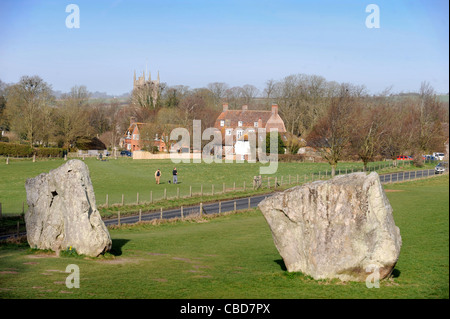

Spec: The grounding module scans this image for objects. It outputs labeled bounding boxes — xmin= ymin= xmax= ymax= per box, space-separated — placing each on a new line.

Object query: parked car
xmin=423 ymin=155 xmax=438 ymax=162
xmin=396 ymin=155 xmax=411 ymax=161
xmin=120 ymin=150 xmax=132 ymax=157
xmin=435 ymin=162 xmax=448 ymax=174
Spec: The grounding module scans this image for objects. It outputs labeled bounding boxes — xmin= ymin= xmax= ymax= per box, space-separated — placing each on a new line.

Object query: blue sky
xmin=0 ymin=0 xmax=448 ymax=95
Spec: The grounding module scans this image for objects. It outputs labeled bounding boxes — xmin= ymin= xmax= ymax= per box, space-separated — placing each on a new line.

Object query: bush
xmin=0 ymin=142 xmax=33 ymax=157
xmin=35 ymin=147 xmax=64 ymax=158
xmin=0 ymin=142 xmax=64 ymax=158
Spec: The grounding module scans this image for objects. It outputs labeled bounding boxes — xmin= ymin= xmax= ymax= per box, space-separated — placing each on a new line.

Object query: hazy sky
xmin=0 ymin=0 xmax=448 ymax=95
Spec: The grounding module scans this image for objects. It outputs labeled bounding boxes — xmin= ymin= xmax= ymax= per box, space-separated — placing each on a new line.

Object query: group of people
xmin=154 ymin=167 xmax=178 ymax=185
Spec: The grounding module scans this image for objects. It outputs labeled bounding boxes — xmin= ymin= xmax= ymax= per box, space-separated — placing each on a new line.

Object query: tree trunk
xmin=331 ymin=164 xmax=336 ymax=178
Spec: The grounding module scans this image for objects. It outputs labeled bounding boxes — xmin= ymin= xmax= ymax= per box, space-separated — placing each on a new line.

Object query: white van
xmin=433 ymin=152 xmax=445 ymax=161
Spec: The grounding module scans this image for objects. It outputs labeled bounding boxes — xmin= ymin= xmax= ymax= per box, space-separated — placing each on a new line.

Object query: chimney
xmin=271 ymin=103 xmax=278 ymax=116
xmin=223 ymin=103 xmax=229 ymax=112
xmin=242 ymin=105 xmax=248 ymax=111
xmin=130 ymin=116 xmax=137 ymax=126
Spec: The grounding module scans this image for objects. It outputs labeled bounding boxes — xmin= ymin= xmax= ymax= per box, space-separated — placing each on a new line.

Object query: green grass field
xmin=0 ymin=156 xmax=435 ymax=215
xmin=0 ymin=174 xmax=448 ymax=299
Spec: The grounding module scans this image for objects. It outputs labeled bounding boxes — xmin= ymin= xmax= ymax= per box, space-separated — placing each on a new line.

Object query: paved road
xmin=0 ymin=169 xmax=439 ymax=240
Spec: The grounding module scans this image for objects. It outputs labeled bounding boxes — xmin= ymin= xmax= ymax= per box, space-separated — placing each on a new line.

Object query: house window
xmin=133 ymin=134 xmax=139 ymax=140
xmin=226 ymin=129 xmax=232 ymax=136
xmin=254 ymin=122 xmax=258 ymax=127
xmin=220 ymin=120 xmax=224 ymax=127
xmin=237 ymin=129 xmax=244 ymax=139
xmin=238 ymin=121 xmax=243 ymax=127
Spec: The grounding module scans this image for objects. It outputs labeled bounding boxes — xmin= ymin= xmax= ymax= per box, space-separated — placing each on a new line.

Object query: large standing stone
xmin=258 ymin=172 xmax=402 ymax=282
xmin=25 ymin=159 xmax=112 ymax=257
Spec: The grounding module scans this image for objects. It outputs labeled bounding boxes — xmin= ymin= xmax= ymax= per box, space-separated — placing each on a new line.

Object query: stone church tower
xmin=133 ymin=68 xmax=160 ymax=107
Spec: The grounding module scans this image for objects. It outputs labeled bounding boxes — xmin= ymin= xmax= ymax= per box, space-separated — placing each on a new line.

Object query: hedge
xmin=0 ymin=142 xmax=64 ymax=158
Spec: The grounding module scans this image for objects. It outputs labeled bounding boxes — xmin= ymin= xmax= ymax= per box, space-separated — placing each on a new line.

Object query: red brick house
xmin=122 ymin=118 xmax=169 ymax=152
xmin=214 ymin=103 xmax=287 ymax=159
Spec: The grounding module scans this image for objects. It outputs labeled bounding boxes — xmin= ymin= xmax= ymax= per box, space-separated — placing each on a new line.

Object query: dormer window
xmin=238 ymin=121 xmax=243 ymax=127
xmin=220 ymin=120 xmax=225 ymax=127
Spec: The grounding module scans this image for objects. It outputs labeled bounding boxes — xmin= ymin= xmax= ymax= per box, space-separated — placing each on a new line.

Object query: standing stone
xmin=25 ymin=159 xmax=112 ymax=257
xmin=258 ymin=172 xmax=402 ymax=282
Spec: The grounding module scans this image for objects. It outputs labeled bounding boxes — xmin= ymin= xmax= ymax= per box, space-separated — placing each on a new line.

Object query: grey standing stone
xmin=258 ymin=172 xmax=401 ymax=282
xmin=25 ymin=159 xmax=112 ymax=257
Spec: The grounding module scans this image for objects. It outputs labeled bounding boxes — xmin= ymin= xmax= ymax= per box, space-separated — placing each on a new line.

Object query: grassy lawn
xmin=0 ymin=156 xmax=436 ymax=215
xmin=0 ymin=174 xmax=448 ymax=299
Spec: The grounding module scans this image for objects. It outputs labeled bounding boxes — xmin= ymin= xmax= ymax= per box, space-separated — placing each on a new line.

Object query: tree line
xmin=0 ymin=74 xmax=448 ymax=171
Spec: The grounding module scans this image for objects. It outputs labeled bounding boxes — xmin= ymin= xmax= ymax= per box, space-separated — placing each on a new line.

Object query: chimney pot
xmin=271 ymin=104 xmax=278 ymax=115
xmin=223 ymin=103 xmax=229 ymax=112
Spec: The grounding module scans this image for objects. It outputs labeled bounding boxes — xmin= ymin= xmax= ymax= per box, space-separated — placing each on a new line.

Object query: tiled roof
xmin=215 ymin=110 xmax=271 ymax=128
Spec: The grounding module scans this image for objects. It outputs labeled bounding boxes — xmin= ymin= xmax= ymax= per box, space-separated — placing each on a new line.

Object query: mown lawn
xmin=0 ymin=156 xmax=434 ymax=215
xmin=0 ymin=174 xmax=448 ymax=299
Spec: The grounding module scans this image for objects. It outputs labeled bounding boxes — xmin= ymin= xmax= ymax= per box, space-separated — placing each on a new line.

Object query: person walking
xmin=155 ymin=169 xmax=161 ymax=185
xmin=172 ymin=167 xmax=178 ymax=184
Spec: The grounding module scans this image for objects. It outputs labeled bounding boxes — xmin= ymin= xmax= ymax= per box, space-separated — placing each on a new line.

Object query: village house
xmin=214 ymin=103 xmax=287 ymax=160
xmin=121 ymin=117 xmax=169 ymax=153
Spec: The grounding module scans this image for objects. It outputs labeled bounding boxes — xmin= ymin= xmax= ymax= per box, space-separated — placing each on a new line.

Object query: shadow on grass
xmin=274 ymin=259 xmax=287 ymax=271
xmin=391 ymin=268 xmax=401 ymax=278
xmin=276 ymin=258 xmax=402 ymax=279
xmin=109 ymin=239 xmax=130 ymax=256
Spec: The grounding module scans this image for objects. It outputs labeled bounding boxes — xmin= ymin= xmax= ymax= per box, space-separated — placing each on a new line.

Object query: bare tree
xmin=240 ymin=84 xmax=259 ymax=106
xmin=5 ymin=75 xmax=54 ymax=146
xmin=307 ymin=85 xmax=356 ymax=177
xmin=53 ymin=86 xmax=91 ymax=149
xmin=207 ymin=82 xmax=229 ymax=108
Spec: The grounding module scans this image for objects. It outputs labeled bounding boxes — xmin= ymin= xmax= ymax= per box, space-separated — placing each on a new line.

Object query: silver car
xmin=435 ymin=162 xmax=448 ymax=174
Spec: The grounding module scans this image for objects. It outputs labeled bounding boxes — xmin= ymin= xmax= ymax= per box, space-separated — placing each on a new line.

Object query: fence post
xmin=268 ymin=177 xmax=270 ymax=189
xmin=280 ymin=176 xmax=283 ymax=186
xmin=160 ymin=207 xmax=163 ymax=219
xmin=190 ymin=185 xmax=192 ymax=197
xmin=243 ymin=181 xmax=245 ymax=191
xmin=117 ymin=211 xmax=121 ymax=226
xmin=121 ymin=194 xmax=124 ymax=206
xmin=139 ymin=209 xmax=142 ymax=222
xmin=212 ymin=184 xmax=214 ymax=196
xmin=181 ymin=206 xmax=184 ymax=220
xmin=164 ymin=188 xmax=167 ymax=200
xmin=177 ymin=187 xmax=180 ymax=199
xmin=234 ymin=201 xmax=236 ymax=212
xmin=248 ymin=197 xmax=251 ymax=209
xmin=137 ymin=192 xmax=139 ymax=205
xmin=223 ymin=182 xmax=225 ymax=193
xmin=106 ymin=194 xmax=109 ymax=208
xmin=200 ymin=203 xmax=203 ymax=216
xmin=150 ymin=191 xmax=153 ymax=203
xmin=233 ymin=181 xmax=236 ymax=191
xmin=219 ymin=201 xmax=221 ymax=214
